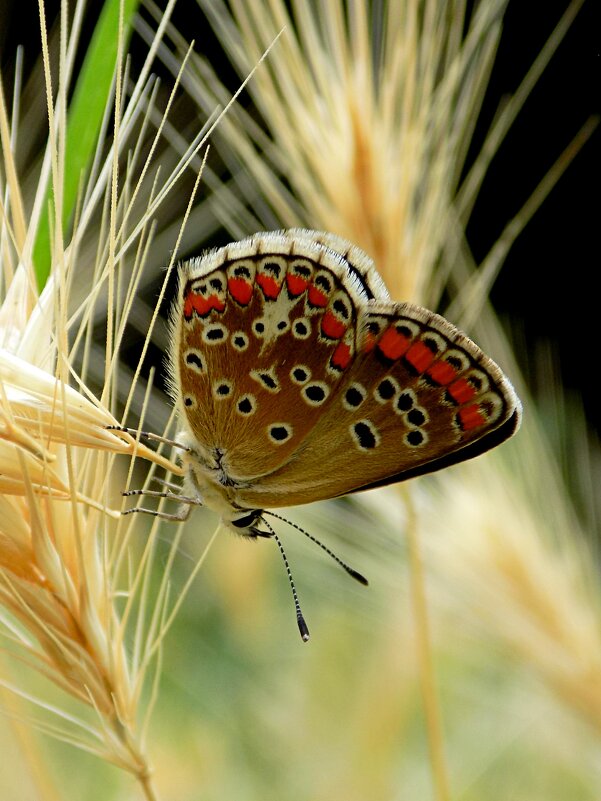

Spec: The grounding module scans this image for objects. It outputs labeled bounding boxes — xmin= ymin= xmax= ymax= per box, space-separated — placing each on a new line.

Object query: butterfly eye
xmin=231 ymin=510 xmax=262 ymax=529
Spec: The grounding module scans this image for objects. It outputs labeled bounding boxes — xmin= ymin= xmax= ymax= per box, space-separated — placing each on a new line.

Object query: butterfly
xmin=123 ymin=229 xmax=521 ymax=639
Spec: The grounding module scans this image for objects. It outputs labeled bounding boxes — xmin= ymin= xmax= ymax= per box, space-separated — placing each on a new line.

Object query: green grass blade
xmin=33 ymin=0 xmax=140 ymax=290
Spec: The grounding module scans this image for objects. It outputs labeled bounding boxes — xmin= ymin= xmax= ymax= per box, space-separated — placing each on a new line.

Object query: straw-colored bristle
xmin=0 ymin=3 xmax=210 ymax=798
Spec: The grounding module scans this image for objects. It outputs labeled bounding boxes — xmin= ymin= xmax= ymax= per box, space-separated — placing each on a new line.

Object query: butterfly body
xmin=166 ymin=229 xmax=521 ymax=537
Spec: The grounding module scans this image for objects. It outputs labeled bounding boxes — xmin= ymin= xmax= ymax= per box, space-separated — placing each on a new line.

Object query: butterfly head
xmin=227 ymin=508 xmax=270 ymax=539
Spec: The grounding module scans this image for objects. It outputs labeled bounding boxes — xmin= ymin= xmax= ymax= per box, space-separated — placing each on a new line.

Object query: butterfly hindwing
xmin=236 ymin=301 xmax=520 ymax=508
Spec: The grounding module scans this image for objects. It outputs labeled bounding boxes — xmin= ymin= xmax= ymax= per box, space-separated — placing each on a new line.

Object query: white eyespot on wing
xmin=419 ymin=331 xmax=447 ymax=359
xmin=286 ymin=259 xmax=314 ymax=297
xmin=307 ymin=269 xmax=335 ymax=309
xmin=250 ymin=367 xmax=280 ymax=393
xmin=350 ymin=419 xmax=381 ymax=451
xmin=256 ymin=256 xmax=287 ymax=301
xmin=292 ymin=318 xmax=311 ymax=339
xmin=212 ymin=380 xmax=233 ymax=400
xmin=301 ymin=382 xmax=330 ymax=406
xmin=404 ymin=428 xmax=429 ymax=448
xmin=394 ymin=388 xmax=418 ymax=415
xmin=201 ymin=322 xmax=229 ymax=345
xmin=231 ymin=331 xmax=250 ymax=351
xmin=236 ymin=394 xmax=257 ymax=416
xmin=373 ymin=376 xmax=400 ymax=404
xmin=267 ymin=423 xmax=293 ymax=445
xmin=252 ymin=319 xmax=266 ymax=338
xmin=183 ymin=348 xmax=205 ymax=374
xmin=342 ymin=382 xmax=367 ymax=411
xmin=290 ymin=365 xmax=312 ymax=384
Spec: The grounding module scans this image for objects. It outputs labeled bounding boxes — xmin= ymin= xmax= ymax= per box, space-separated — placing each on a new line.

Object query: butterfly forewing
xmin=170 ymin=232 xmax=376 ymax=481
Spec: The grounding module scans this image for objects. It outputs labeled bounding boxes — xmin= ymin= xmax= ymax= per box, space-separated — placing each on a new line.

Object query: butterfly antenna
xmin=263 ymin=518 xmax=310 ymax=643
xmin=265 ymin=511 xmax=368 ymax=586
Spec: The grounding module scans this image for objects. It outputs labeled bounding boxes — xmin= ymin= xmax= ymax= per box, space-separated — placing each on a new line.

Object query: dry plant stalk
xmin=0 ymin=338 xmax=174 ymax=795
xmin=173 ymin=0 xmax=509 ymax=305
xmin=0 ymin=2 xmax=216 ymax=798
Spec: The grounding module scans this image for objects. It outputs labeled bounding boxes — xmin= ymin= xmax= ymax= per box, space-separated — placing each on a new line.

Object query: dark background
xmin=466 ymin=1 xmax=600 ymax=437
xmin=1 ymin=0 xmax=599 ymax=433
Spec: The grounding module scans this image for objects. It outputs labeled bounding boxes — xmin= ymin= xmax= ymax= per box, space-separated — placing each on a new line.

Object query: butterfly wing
xmin=168 ymin=230 xmax=520 ymax=509
xmin=236 ymin=301 xmax=521 ymax=508
xmin=167 ymin=231 xmax=386 ymax=481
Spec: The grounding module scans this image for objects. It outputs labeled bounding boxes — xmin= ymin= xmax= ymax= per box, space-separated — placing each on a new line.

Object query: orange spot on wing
xmin=183 ymin=293 xmax=194 ymax=320
xmin=183 ymin=292 xmax=225 ymax=319
xmin=458 ymin=404 xmax=486 ymax=431
xmin=405 ymin=341 xmax=436 ymax=372
xmin=363 ymin=330 xmax=378 ymax=353
xmin=308 ymin=284 xmax=329 ymax=307
xmin=427 ymin=360 xmax=458 ymax=385
xmin=377 ymin=327 xmax=411 ymax=360
xmin=228 ymin=277 xmax=253 ymax=305
xmin=321 ymin=311 xmax=347 ymax=339
xmin=286 ymin=274 xmax=309 ymax=296
xmin=331 ymin=341 xmax=352 ymax=370
xmin=256 ymin=273 xmax=281 ymax=299
xmin=448 ymin=378 xmax=476 ymax=404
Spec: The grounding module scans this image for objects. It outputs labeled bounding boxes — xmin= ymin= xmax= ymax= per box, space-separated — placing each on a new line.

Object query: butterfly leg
xmin=150 ymin=476 xmax=185 ymax=492
xmin=121 ymin=488 xmax=202 ymax=522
